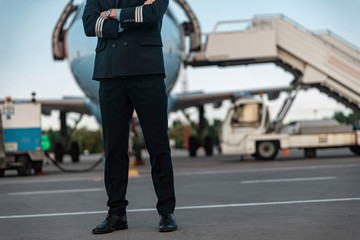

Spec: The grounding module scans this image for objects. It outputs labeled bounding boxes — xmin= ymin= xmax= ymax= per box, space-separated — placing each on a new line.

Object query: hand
xmin=100 ymin=11 xmax=107 ymax=18
xmin=100 ymin=9 xmax=119 ymax=19
xmin=110 ymin=9 xmax=118 ymax=19
xmin=143 ymin=0 xmax=155 ymax=5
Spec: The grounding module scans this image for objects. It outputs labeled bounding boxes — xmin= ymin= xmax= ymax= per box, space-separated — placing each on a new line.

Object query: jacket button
xmin=112 ymin=43 xmax=116 ymax=48
xmin=123 ymin=42 xmax=128 ymax=47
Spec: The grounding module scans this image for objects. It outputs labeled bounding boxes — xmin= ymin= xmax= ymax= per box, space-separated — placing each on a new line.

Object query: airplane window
xmin=231 ymin=103 xmax=262 ymax=128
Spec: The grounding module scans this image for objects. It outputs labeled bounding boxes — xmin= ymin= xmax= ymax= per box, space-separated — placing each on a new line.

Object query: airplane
xmin=43 ymin=0 xmax=290 ymax=160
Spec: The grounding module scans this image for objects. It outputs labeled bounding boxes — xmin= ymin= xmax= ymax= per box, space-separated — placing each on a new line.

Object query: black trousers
xmin=99 ymin=75 xmax=176 ymax=216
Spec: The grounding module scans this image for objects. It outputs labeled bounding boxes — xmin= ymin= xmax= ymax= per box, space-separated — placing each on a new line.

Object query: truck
xmin=0 ymin=98 xmax=44 ymax=177
xmin=220 ymin=97 xmax=360 ymax=160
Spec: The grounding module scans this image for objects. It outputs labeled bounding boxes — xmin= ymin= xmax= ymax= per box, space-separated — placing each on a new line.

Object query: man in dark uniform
xmin=82 ymin=0 xmax=177 ymax=234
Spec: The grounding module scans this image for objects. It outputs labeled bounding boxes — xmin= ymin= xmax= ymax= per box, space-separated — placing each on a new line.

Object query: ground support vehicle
xmin=220 ymin=98 xmax=360 ymax=160
xmin=0 ymin=100 xmax=44 ymax=176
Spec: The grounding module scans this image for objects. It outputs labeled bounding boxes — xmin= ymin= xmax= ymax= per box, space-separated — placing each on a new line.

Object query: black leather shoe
xmin=92 ymin=214 xmax=128 ymax=234
xmin=158 ymin=213 xmax=177 ymax=232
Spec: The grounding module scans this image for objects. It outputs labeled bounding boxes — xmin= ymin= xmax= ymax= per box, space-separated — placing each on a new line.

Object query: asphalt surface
xmin=1 ymin=148 xmax=360 ymax=240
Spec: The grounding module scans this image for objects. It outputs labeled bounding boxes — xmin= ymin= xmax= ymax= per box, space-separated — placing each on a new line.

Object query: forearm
xmin=119 ymin=0 xmax=169 ymax=28
xmin=82 ymin=0 xmax=119 ymax=38
xmin=83 ymin=0 xmax=166 ymax=38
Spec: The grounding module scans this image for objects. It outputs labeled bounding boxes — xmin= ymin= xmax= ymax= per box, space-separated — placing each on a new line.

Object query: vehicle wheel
xmin=204 ymin=135 xmax=213 ymax=156
xmin=0 ymin=169 xmax=4 ymax=177
xmin=17 ymin=155 xmax=32 ymax=176
xmin=32 ymin=161 xmax=43 ymax=173
xmin=54 ymin=142 xmax=64 ymax=163
xmin=189 ymin=136 xmax=198 ymax=157
xmin=70 ymin=141 xmax=80 ymax=163
xmin=304 ymin=148 xmax=316 ymax=158
xmin=350 ymin=146 xmax=360 ymax=155
xmin=217 ymin=145 xmax=222 ymax=154
xmin=255 ymin=141 xmax=278 ymax=160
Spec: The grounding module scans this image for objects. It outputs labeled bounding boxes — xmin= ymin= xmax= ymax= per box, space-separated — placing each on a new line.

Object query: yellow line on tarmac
xmin=93 ymin=167 xmax=139 ymax=182
xmin=129 ymin=166 xmax=139 ymax=177
xmin=93 ymin=177 xmax=103 ymax=182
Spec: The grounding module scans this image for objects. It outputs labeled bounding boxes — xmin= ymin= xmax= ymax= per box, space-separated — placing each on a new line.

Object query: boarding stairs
xmin=185 ymin=14 xmax=360 ymax=113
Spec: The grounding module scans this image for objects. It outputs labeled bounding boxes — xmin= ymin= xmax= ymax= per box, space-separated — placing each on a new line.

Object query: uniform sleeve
xmin=82 ymin=0 xmax=119 ymax=38
xmin=119 ymin=0 xmax=169 ymax=29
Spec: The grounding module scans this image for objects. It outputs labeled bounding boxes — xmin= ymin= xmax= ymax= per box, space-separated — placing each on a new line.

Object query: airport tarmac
xmin=0 ymin=148 xmax=360 ymax=240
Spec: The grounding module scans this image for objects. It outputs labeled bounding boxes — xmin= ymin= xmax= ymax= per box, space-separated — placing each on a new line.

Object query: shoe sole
xmin=92 ymin=224 xmax=128 ymax=234
xmin=159 ymin=226 xmax=178 ymax=232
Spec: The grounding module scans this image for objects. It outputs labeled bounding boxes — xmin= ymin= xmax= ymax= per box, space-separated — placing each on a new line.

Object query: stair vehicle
xmin=182 ymin=14 xmax=360 ymax=159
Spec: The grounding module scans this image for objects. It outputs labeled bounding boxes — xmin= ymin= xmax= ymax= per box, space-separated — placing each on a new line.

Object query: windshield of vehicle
xmin=231 ymin=103 xmax=262 ymax=128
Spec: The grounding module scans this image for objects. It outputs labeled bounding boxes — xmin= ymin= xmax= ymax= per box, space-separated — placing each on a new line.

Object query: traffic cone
xmin=283 ymin=148 xmax=290 ymax=156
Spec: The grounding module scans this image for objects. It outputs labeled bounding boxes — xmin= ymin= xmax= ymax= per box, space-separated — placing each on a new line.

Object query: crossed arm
xmin=82 ymin=0 xmax=169 ymax=38
xmin=99 ymin=0 xmax=155 ymax=19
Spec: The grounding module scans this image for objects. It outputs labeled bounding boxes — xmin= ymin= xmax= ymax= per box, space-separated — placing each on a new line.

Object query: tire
xmin=0 ymin=169 xmax=4 ymax=177
xmin=304 ymin=148 xmax=316 ymax=158
xmin=32 ymin=161 xmax=43 ymax=173
xmin=217 ymin=145 xmax=222 ymax=154
xmin=54 ymin=142 xmax=64 ymax=163
xmin=204 ymin=135 xmax=213 ymax=156
xmin=17 ymin=155 xmax=32 ymax=176
xmin=189 ymin=136 xmax=198 ymax=157
xmin=255 ymin=141 xmax=278 ymax=160
xmin=70 ymin=141 xmax=80 ymax=163
xmin=350 ymin=146 xmax=360 ymax=155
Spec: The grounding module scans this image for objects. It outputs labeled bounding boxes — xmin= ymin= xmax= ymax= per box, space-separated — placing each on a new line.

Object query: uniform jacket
xmin=82 ymin=0 xmax=169 ymax=80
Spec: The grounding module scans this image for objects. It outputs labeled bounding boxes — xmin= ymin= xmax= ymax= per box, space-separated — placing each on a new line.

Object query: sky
xmin=0 ymin=0 xmax=359 ymax=130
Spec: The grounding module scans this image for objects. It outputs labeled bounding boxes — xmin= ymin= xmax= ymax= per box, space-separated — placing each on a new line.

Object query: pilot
xmin=82 ymin=0 xmax=177 ymax=234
